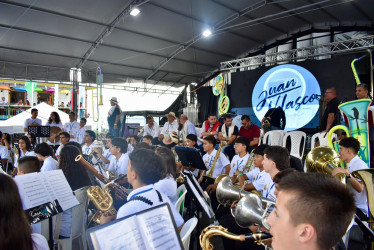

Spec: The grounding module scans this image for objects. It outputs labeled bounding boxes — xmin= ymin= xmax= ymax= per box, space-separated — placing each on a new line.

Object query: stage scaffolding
xmin=220 ymin=35 xmax=374 ymax=72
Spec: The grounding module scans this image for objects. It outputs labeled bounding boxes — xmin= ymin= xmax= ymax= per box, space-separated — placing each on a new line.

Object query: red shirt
xmin=238 ymin=124 xmax=261 ymax=147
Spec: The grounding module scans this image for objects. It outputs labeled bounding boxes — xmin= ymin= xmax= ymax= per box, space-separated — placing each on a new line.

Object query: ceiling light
xmin=130 ymin=8 xmax=141 ymax=16
xmin=191 ymin=82 xmax=197 ymax=86
xmin=202 ymin=29 xmax=212 ymax=37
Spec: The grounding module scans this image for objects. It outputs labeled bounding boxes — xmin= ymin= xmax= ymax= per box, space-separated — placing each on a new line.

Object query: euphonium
xmin=305 ymin=146 xmax=345 ymax=183
xmin=327 ymin=99 xmax=372 ymax=167
xmin=199 ymin=225 xmax=271 ymax=250
xmin=232 ymin=194 xmax=275 ymax=229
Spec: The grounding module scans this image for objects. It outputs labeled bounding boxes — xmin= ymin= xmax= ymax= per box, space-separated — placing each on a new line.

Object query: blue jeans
xmin=109 ymin=126 xmax=119 ymax=136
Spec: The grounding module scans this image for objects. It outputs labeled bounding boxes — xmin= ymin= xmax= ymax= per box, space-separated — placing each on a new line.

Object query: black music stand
xmin=28 ymin=126 xmax=50 ymax=137
xmin=174 ymin=146 xmax=207 ymax=171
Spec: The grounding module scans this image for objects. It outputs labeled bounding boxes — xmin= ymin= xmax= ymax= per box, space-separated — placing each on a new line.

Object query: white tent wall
xmin=0 ymin=102 xmax=69 ymax=134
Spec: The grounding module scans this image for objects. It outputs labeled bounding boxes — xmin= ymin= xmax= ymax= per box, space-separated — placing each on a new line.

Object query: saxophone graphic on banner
xmin=327 ymin=99 xmax=372 ymax=167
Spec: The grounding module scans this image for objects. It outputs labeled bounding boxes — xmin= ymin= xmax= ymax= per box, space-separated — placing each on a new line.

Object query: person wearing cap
xmin=108 ymin=97 xmax=122 ymax=136
xmin=158 ymin=112 xmax=178 ymax=144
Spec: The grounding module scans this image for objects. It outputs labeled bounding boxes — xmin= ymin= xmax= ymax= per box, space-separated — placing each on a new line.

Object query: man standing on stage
xmin=218 ymin=114 xmax=238 ymax=161
xmin=63 ymin=112 xmax=80 ymax=142
xmin=238 ymin=115 xmax=260 ymax=149
xmin=201 ymin=114 xmax=221 ymax=139
xmin=24 ymin=108 xmax=42 ymax=133
xmin=107 ymin=97 xmax=122 ymax=136
xmin=179 ymin=114 xmax=197 ymax=145
xmin=321 ymin=87 xmax=339 ymax=133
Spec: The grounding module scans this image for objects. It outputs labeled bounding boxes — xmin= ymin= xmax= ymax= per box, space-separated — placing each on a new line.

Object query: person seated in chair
xmin=218 ymin=114 xmax=238 ymax=161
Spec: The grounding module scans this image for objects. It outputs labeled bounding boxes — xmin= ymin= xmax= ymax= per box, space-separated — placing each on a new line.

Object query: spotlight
xmin=191 ymin=82 xmax=197 ymax=86
xmin=130 ymin=8 xmax=141 ymax=16
xmin=202 ymin=29 xmax=212 ymax=37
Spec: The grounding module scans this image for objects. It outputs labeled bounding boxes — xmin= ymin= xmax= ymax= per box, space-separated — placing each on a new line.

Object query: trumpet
xmin=200 ymin=225 xmax=271 ymax=250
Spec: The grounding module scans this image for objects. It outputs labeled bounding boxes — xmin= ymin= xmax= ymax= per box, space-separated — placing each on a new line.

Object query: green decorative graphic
xmin=212 ymin=74 xmax=224 ymax=96
xmin=219 ymin=96 xmax=230 ymax=115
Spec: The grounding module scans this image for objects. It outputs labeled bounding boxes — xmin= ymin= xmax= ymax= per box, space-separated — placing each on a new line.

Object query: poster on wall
xmin=251 ymin=64 xmax=321 ymax=131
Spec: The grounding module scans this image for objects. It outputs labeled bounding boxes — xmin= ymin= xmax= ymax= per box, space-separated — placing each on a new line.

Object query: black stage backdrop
xmin=230 ymin=54 xmax=357 ymax=109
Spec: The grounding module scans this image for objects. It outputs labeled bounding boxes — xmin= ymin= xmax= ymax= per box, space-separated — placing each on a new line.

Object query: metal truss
xmin=85 ymin=83 xmax=181 ymax=95
xmin=220 ymin=35 xmax=374 ymax=71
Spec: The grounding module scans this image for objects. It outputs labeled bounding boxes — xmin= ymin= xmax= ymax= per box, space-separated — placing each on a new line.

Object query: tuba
xmin=305 ymin=146 xmax=345 ymax=183
xmin=199 ymin=225 xmax=271 ymax=250
xmin=327 ymin=99 xmax=372 ymax=167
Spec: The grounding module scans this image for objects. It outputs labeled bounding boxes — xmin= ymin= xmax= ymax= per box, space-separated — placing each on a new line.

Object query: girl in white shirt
xmin=14 ymin=136 xmax=36 ymax=172
xmin=34 ymin=142 xmax=58 ymax=172
xmin=154 ymin=146 xmax=178 ymax=204
xmin=0 ymin=174 xmax=49 ymax=250
xmin=45 ymin=111 xmax=63 ymax=148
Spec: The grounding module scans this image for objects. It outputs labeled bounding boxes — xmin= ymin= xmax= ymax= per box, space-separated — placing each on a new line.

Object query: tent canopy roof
xmin=0 ymin=0 xmax=373 ymax=87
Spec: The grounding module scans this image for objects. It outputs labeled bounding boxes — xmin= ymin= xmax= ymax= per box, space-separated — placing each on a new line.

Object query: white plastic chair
xmin=175 ymin=185 xmax=188 ymax=215
xmin=180 ymin=217 xmax=198 ymax=250
xmin=262 ymin=130 xmax=286 ymax=146
xmin=310 ymin=132 xmax=337 ymax=149
xmin=283 ymin=131 xmax=306 ymax=159
xmin=55 ymin=186 xmax=89 ymax=250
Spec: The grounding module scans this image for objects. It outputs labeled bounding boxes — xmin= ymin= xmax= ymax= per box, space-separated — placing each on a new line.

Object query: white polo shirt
xmin=160 ymin=120 xmax=178 ymax=136
xmin=76 ymin=127 xmax=86 ymax=144
xmin=82 ymin=142 xmax=97 ymax=155
xmin=245 ymin=167 xmax=260 ymax=183
xmin=348 ymin=156 xmax=369 ymax=214
xmin=229 ymin=153 xmax=250 ymax=177
xmin=0 ymin=145 xmax=9 ymax=160
xmin=63 ymin=121 xmax=80 ymax=142
xmin=14 ymin=150 xmax=36 ymax=168
xmin=143 ymin=123 xmax=161 ymax=138
xmin=154 ymin=175 xmax=178 ymax=204
xmin=263 ymin=177 xmax=276 ymax=201
xmin=251 ymin=170 xmax=271 ymax=194
xmin=202 ymin=149 xmax=230 ymax=178
xmin=117 ymin=184 xmax=184 ymax=227
xmin=107 ymin=153 xmax=129 ymax=176
xmin=40 ymin=156 xmax=58 ymax=172
xmin=103 ymin=148 xmax=115 ymax=169
xmin=24 ymin=118 xmax=42 ymax=129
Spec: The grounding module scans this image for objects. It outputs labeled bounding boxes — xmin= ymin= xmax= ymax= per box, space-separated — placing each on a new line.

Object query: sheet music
xmin=14 ymin=170 xmax=79 ymax=211
xmin=186 ymin=177 xmax=214 ymax=218
xmin=136 ymin=205 xmax=182 ymax=250
xmin=15 ymin=173 xmax=52 ymax=210
xmin=39 ymin=170 xmax=79 ymax=211
xmin=92 ymin=216 xmax=146 ymax=250
xmin=190 ymin=174 xmax=210 ymax=202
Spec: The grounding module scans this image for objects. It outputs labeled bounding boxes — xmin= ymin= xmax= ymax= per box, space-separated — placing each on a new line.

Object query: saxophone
xmin=75 ymin=154 xmax=128 ymax=225
xmin=200 ymin=225 xmax=271 ymax=250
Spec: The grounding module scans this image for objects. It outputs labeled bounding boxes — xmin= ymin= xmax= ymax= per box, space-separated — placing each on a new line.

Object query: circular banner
xmin=219 ymin=96 xmax=230 ymax=114
xmin=251 ymin=64 xmax=321 ymax=131
xmin=212 ymin=74 xmax=224 ymax=96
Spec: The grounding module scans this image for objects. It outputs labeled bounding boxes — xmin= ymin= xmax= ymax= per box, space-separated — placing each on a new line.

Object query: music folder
xmin=14 ymin=169 xmax=79 ymax=224
xmin=87 ymin=203 xmax=183 ymax=250
xmin=174 ymin=146 xmax=207 ymax=171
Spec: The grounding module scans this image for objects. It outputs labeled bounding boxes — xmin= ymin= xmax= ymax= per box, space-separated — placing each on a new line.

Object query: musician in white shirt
xmin=100 ymin=149 xmax=184 ymax=230
xmin=229 ymin=137 xmax=250 ymax=178
xmin=34 ymin=142 xmax=58 ymax=172
xmin=24 ymin=108 xmax=42 ymax=133
xmin=200 ymin=136 xmax=230 ymax=191
xmin=107 ymin=137 xmax=129 ymax=176
xmin=93 ymin=135 xmax=115 ymax=169
xmin=55 ymin=132 xmax=70 ymax=158
xmin=81 ymin=130 xmax=97 ymax=155
xmin=63 ymin=112 xmax=80 ymax=142
xmin=76 ymin=118 xmax=87 ymax=145
xmin=45 ymin=112 xmax=63 ymax=148
xmin=158 ymin=112 xmax=178 ymax=143
xmin=13 ymin=136 xmax=36 ymax=174
xmin=143 ymin=116 xmax=160 ymax=139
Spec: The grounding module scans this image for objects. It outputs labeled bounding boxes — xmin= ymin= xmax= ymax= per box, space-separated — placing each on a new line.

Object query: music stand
xmin=28 ymin=126 xmax=50 ymax=137
xmin=174 ymin=146 xmax=207 ymax=171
